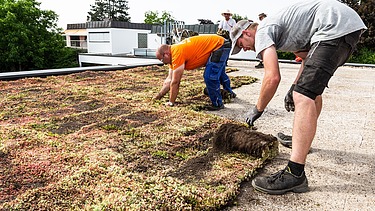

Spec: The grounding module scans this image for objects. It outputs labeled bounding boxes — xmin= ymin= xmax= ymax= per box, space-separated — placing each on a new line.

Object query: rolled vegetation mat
xmin=212 ymin=123 xmax=279 ymax=159
xmin=167 ymin=122 xmax=279 ymax=209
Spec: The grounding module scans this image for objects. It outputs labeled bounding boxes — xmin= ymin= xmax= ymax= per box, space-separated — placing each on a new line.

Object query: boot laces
xmin=268 ymin=168 xmax=288 ymax=183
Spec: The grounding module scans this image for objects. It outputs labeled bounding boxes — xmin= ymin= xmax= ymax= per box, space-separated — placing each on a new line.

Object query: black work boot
xmin=230 ymin=92 xmax=237 ymax=99
xmin=251 ymin=167 xmax=309 ymax=195
xmin=255 ymin=62 xmax=264 ymax=68
xmin=206 ymin=104 xmax=224 ymax=111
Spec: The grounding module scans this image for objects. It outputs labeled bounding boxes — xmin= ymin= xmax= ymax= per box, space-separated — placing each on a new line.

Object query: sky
xmin=38 ymin=0 xmax=301 ymax=29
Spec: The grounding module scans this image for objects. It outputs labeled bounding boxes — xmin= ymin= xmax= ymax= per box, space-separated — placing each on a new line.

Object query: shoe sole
xmin=276 ymin=133 xmax=292 ymax=148
xmin=251 ymin=179 xmax=309 ymax=195
xmin=206 ymin=105 xmax=224 ymax=111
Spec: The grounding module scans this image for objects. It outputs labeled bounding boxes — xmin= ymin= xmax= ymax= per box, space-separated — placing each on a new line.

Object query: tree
xmin=87 ymin=0 xmax=106 ymax=21
xmin=341 ymin=0 xmax=375 ymax=49
xmin=87 ymin=0 xmax=130 ymax=22
xmin=144 ymin=10 xmax=174 ymax=24
xmin=0 ymin=0 xmax=72 ymax=72
xmin=232 ymin=14 xmax=249 ymax=22
xmin=113 ymin=0 xmax=130 ymax=21
xmin=355 ymin=0 xmax=375 ymax=49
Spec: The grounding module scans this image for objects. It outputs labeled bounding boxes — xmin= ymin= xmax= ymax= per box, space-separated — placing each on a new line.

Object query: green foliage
xmin=276 ymin=51 xmax=296 ymax=60
xmin=341 ymin=0 xmax=375 ymax=50
xmin=276 ymin=1 xmax=375 ymax=64
xmin=0 ymin=0 xmax=71 ymax=72
xmin=232 ymin=14 xmax=249 ymax=22
xmin=152 ymin=150 xmax=169 ymax=159
xmin=87 ymin=0 xmax=130 ymax=22
xmin=102 ymin=124 xmax=119 ymax=131
xmin=87 ymin=0 xmax=106 ymax=21
xmin=175 ymin=151 xmax=189 ymax=160
xmin=348 ymin=47 xmax=375 ymax=64
xmin=53 ymin=48 xmax=83 ymax=69
xmin=0 ymin=65 xmax=274 ymax=210
xmin=144 ymin=10 xmax=175 ymax=24
xmin=356 ymin=1 xmax=375 ymax=50
xmin=144 ymin=11 xmax=159 ymax=24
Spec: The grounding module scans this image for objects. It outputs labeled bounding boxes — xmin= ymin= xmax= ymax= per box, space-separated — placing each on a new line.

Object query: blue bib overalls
xmin=203 ymin=40 xmax=233 ymax=107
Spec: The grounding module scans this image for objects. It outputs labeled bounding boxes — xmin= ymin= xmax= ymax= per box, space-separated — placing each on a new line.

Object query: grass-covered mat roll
xmin=0 ymin=65 xmax=278 ymax=210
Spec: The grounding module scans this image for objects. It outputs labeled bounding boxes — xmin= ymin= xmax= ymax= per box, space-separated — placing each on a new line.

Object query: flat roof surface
xmin=1 ymin=59 xmax=374 ymax=209
xmin=217 ymin=60 xmax=375 ymax=210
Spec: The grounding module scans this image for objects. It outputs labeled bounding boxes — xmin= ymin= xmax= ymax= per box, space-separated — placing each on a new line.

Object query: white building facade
xmin=63 ymin=21 xmax=256 ymax=66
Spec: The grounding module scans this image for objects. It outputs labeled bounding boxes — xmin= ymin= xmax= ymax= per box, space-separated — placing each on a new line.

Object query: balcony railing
xmin=70 ymin=40 xmax=87 ymax=49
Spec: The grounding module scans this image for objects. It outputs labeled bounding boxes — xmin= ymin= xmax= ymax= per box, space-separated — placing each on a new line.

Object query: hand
xmin=165 ymin=101 xmax=174 ymax=107
xmin=284 ymin=84 xmax=295 ymax=112
xmin=246 ymin=106 xmax=263 ymax=127
xmin=154 ymin=92 xmax=165 ymax=100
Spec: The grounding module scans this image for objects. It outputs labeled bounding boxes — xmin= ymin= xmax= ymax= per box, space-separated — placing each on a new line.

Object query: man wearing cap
xmin=218 ymin=9 xmax=236 ymax=32
xmin=154 ymin=34 xmax=236 ymax=110
xmin=230 ymin=0 xmax=366 ymax=195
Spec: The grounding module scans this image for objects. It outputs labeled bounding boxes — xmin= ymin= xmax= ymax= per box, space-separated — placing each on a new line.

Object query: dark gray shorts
xmin=294 ymin=30 xmax=362 ymax=100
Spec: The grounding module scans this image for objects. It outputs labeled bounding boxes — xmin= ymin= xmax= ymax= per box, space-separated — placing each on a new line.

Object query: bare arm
xmin=169 ymin=64 xmax=185 ymax=104
xmin=154 ymin=68 xmax=173 ymax=100
xmin=256 ymin=45 xmax=281 ymax=111
xmin=293 ymin=51 xmax=308 ymax=84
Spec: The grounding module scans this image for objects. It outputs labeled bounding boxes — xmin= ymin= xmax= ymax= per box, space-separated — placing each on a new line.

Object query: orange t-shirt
xmin=170 ymin=35 xmax=224 ymax=70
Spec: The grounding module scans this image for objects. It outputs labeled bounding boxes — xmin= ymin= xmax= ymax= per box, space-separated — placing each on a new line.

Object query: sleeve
xmin=218 ymin=20 xmax=224 ymax=29
xmin=255 ymin=26 xmax=277 ymax=59
xmin=171 ymin=46 xmax=185 ymax=70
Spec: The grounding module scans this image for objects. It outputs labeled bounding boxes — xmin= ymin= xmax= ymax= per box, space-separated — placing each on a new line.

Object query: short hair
xmin=248 ymin=22 xmax=259 ymax=30
xmin=157 ymin=44 xmax=169 ymax=55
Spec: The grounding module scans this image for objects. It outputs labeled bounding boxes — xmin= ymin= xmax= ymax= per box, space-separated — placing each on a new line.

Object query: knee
xmin=293 ymin=91 xmax=315 ymax=106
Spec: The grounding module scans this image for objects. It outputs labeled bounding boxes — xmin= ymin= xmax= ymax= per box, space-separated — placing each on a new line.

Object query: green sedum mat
xmin=0 ymin=65 xmax=278 ymax=210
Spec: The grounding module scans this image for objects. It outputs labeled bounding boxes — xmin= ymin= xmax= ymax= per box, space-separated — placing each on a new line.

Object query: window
xmin=89 ymin=32 xmax=110 ymax=43
xmin=70 ymin=36 xmax=81 ymax=47
xmin=138 ymin=33 xmax=148 ymax=48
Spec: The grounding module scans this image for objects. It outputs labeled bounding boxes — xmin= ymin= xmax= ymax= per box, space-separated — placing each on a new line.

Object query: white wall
xmin=147 ymin=33 xmax=163 ymax=50
xmin=85 ymin=26 xmax=257 ymax=60
xmin=111 ymin=28 xmax=151 ymax=54
xmin=87 ymin=28 xmax=151 ymax=55
xmin=87 ymin=28 xmax=112 ymax=54
xmin=65 ymin=35 xmax=72 ymax=47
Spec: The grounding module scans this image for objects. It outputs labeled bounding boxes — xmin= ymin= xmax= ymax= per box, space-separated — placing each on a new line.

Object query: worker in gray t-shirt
xmin=230 ymin=0 xmax=367 ymax=195
xmin=254 ymin=0 xmax=366 ymax=55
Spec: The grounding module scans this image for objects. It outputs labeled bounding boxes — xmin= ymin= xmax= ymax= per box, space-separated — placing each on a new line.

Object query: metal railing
xmin=70 ymin=40 xmax=87 ymax=49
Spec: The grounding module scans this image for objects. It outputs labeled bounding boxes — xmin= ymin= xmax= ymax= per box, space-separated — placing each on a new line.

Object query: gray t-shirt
xmin=255 ymin=0 xmax=367 ymax=59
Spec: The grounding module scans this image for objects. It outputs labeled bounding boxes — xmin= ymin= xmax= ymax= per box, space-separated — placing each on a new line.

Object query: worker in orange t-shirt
xmin=154 ymin=34 xmax=235 ymax=110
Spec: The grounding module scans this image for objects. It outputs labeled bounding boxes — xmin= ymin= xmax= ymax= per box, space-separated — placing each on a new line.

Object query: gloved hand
xmin=246 ymin=106 xmax=263 ymax=127
xmin=284 ymin=84 xmax=295 ymax=112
